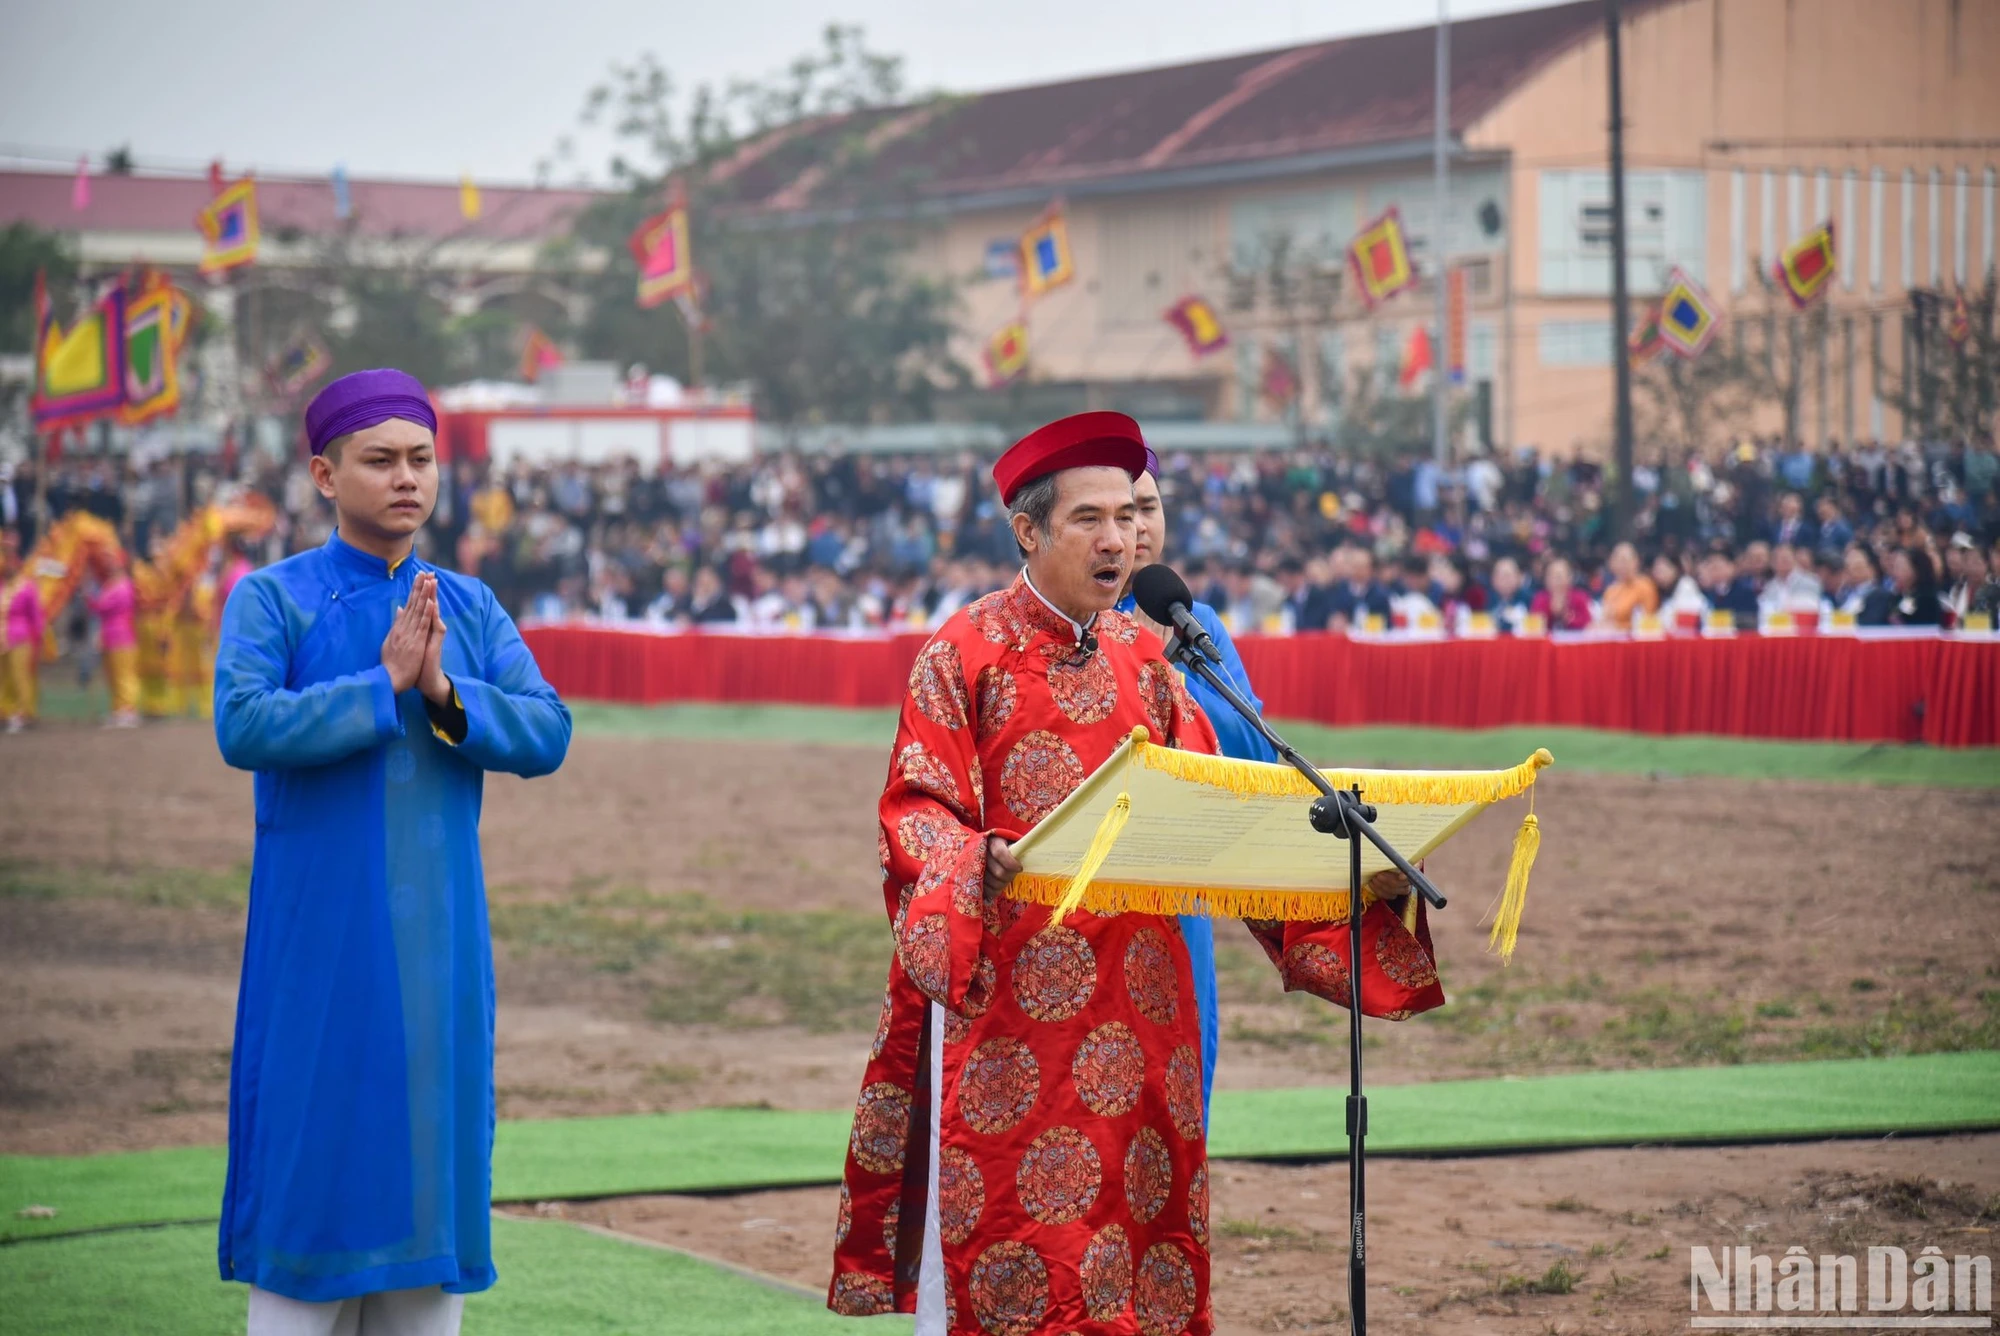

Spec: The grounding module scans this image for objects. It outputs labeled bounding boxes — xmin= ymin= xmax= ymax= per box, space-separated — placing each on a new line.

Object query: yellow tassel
xmin=1011 ymin=874 xmax=1383 ymax=924
xmin=1132 ymin=739 xmax=1554 ymax=807
xmin=1488 ymin=812 xmax=1539 ymax=963
xmin=1400 ymin=887 xmax=1420 ymax=934
xmin=1051 ymin=792 xmax=1131 ymax=924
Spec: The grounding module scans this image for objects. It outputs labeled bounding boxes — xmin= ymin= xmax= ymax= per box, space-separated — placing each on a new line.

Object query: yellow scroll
xmin=1008 ymin=728 xmax=1552 ymax=961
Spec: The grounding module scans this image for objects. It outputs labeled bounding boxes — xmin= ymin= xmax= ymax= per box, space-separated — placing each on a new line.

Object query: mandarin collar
xmin=1021 ymin=567 xmax=1096 ymax=641
xmin=326 ymin=530 xmax=417 ymax=582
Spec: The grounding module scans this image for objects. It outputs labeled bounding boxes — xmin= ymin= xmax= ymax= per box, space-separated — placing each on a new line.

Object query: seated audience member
xmin=1650 ymin=553 xmax=1706 ymax=628
xmin=1696 ymin=550 xmax=1761 ymax=628
xmin=1757 ymin=542 xmax=1826 ymax=617
xmin=1887 ymin=547 xmax=1944 ymax=626
xmin=1487 ymin=556 xmax=1533 ymax=633
xmin=1768 ymin=491 xmax=1816 ymax=548
xmin=1389 ymin=554 xmax=1442 ymax=628
xmin=1529 ymin=556 xmax=1594 ymax=631
xmin=1738 ymin=540 xmax=1773 ymax=592
xmin=1946 ymin=540 xmax=1996 ymax=623
xmin=1434 ymin=553 xmax=1487 ymax=630
xmin=1814 ymin=495 xmax=1854 ymax=554
xmin=688 ymin=566 xmax=740 ymax=624
xmin=1598 ymin=541 xmax=1660 ymax=629
xmin=1326 ymin=545 xmax=1392 ymax=630
xmin=1838 ymin=545 xmax=1898 ymax=625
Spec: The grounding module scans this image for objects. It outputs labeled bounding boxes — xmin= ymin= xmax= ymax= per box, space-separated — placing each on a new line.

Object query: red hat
xmin=992 ymin=411 xmax=1148 ymax=506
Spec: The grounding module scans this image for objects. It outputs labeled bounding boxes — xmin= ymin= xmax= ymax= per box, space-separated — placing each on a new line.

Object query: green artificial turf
xmin=9 ymin=1053 xmax=1995 ymax=1245
xmin=0 ymin=1215 xmax=885 ymax=1336
xmin=565 ymin=700 xmax=2000 ymax=788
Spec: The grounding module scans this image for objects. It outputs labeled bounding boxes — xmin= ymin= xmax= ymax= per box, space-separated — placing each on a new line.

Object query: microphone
xmin=1132 ymin=564 xmax=1223 ymax=665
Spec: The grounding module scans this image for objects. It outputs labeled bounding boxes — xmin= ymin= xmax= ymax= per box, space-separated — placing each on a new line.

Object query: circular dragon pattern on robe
xmin=1045 ymin=646 xmax=1118 ymax=725
xmin=898 ymin=742 xmax=965 ymax=814
xmin=909 ymin=638 xmax=971 ymax=730
xmin=1136 ymin=661 xmax=1177 ymax=740
xmin=958 ymin=1038 xmax=1040 ymax=1135
xmin=982 ymin=886 xmax=1025 ymax=941
xmin=1375 ymin=926 xmax=1439 ymax=989
xmin=1015 ymin=1125 xmax=1103 ymax=1225
xmin=893 ymin=883 xmax=916 ymax=935
xmin=1102 ymin=609 xmax=1140 ymax=645
xmin=830 ymin=1271 xmax=895 ymax=1316
xmin=1124 ymin=927 xmax=1179 ymax=1026
xmin=897 ymin=807 xmax=964 ymax=864
xmin=877 ymin=828 xmax=892 ymax=880
xmin=1123 ymin=1127 xmax=1173 ymax=1223
xmin=1000 ymin=731 xmax=1085 ymax=826
xmin=1283 ymin=940 xmax=1351 ymax=1000
xmin=1011 ymin=925 xmax=1097 ymax=1022
xmin=968 ymin=1240 xmax=1050 ymax=1336
xmin=878 ymin=1195 xmax=901 ymax=1257
xmin=917 ymin=845 xmax=983 ymax=920
xmin=900 ymin=913 xmax=951 ymax=1002
xmin=1164 ymin=1045 xmax=1204 ymax=1139
xmin=833 ymin=1181 xmax=852 ymax=1247
xmin=849 ymin=1082 xmax=913 ymax=1174
xmin=1187 ymin=1163 xmax=1210 ymax=1245
xmin=937 ymin=1145 xmax=985 ymax=1245
xmin=1169 ymin=678 xmax=1204 ymax=739
xmin=975 ymin=664 xmax=1018 ymax=743
xmin=1072 ymin=1021 xmax=1145 ymax=1116
xmin=1079 ymin=1223 xmax=1134 ymax=1321
xmin=869 ymin=984 xmax=894 ymax=1060
xmin=1134 ymin=1242 xmax=1199 ymax=1336
xmin=968 ymin=592 xmax=1030 ymax=649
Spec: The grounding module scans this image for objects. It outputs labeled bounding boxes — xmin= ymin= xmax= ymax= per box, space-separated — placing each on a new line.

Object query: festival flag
xmin=1774 ymin=220 xmax=1837 ymax=307
xmin=331 ymin=164 xmax=352 ymax=221
xmin=31 ymin=273 xmax=128 ymax=431
xmin=1657 ymin=266 xmax=1720 ymax=357
xmin=1347 ymin=207 xmax=1417 ymax=309
xmin=196 ymin=176 xmax=260 ymax=274
xmin=1946 ymin=290 xmax=1973 ymax=347
xmin=1628 ymin=302 xmax=1665 ymax=365
xmin=1019 ymin=208 xmax=1075 ymax=298
xmin=1260 ymin=345 xmax=1299 ymax=410
xmin=1398 ymin=325 xmax=1434 ymax=391
xmin=118 ymin=281 xmax=182 ymax=425
xmin=459 ymin=174 xmax=482 ymax=221
xmin=985 ymin=321 xmax=1029 ymax=385
xmin=1164 ymin=295 xmax=1229 ymax=356
xmin=71 ymin=156 xmax=90 ymax=212
xmin=629 ymin=200 xmax=694 ymax=308
xmin=519 ymin=326 xmax=563 ymax=382
xmin=268 ymin=335 xmax=331 ymax=397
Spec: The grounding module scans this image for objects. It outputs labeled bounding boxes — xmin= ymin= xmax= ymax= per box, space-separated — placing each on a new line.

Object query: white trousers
xmin=247 ymin=1285 xmax=464 ymax=1336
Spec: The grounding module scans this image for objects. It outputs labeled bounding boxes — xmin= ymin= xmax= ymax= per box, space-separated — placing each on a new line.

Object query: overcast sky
xmin=1 ymin=0 xmax=1551 ymax=185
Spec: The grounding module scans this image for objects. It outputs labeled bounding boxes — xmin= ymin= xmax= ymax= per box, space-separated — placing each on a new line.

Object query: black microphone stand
xmin=1163 ymin=634 xmax=1446 ymax=1336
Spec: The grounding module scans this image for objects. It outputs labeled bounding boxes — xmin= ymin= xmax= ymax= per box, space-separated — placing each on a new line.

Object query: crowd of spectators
xmin=7 ymin=432 xmax=1999 ymax=638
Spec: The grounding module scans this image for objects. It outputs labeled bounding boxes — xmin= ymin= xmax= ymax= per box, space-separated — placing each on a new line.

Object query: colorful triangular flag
xmin=629 ymin=201 xmax=694 ymax=309
xmin=985 ymin=321 xmax=1029 ymax=385
xmin=118 ymin=280 xmax=184 ymax=425
xmin=1657 ymin=266 xmax=1720 ymax=357
xmin=1019 ymin=208 xmax=1075 ymax=298
xmin=1398 ymin=325 xmax=1433 ymax=391
xmin=1165 ymin=295 xmax=1229 ymax=356
xmin=195 ymin=177 xmax=260 ymax=275
xmin=31 ymin=273 xmax=127 ymax=431
xmin=519 ymin=327 xmax=564 ymax=382
xmin=1348 ymin=207 xmax=1417 ymax=309
xmin=1774 ymin=220 xmax=1836 ymax=307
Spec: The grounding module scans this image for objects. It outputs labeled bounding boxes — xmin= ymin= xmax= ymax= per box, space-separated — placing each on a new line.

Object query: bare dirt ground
xmin=2 ymin=719 xmax=1998 ymax=1331
xmin=519 ymin=1134 xmax=2000 ymax=1336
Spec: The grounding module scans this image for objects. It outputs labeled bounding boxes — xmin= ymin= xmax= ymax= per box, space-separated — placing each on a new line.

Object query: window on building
xmin=1316 ymin=330 xmax=1345 ymax=427
xmin=1902 ymin=169 xmax=1915 ymax=289
xmin=1929 ymin=168 xmax=1941 ymax=286
xmin=1235 ymin=335 xmax=1261 ymax=421
xmin=1842 ymin=170 xmax=1857 ymax=291
xmin=1538 ymin=169 xmax=1706 ymax=295
xmin=1985 ymin=166 xmax=1997 ymax=280
xmin=1538 ymin=320 xmax=1614 ymax=368
xmin=1468 ymin=319 xmax=1498 ymax=381
xmin=1098 ymin=201 xmax=1219 ymax=330
xmin=1871 ymin=168 xmax=1885 ymax=292
xmin=1730 ymin=169 xmax=1746 ymax=293
xmin=1954 ymin=166 xmax=1969 ymax=284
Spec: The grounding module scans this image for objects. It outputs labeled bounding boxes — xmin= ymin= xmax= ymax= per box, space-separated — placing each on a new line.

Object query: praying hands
xmin=381 ymin=573 xmax=453 ymax=705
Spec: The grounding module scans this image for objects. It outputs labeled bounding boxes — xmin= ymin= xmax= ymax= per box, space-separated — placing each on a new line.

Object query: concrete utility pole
xmin=1431 ymin=0 xmax=1451 ymax=464
xmin=1606 ymin=0 xmax=1637 ymax=533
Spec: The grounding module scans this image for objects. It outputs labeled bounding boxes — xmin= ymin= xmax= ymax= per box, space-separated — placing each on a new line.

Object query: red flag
xmin=1398 ymin=325 xmax=1433 ymax=390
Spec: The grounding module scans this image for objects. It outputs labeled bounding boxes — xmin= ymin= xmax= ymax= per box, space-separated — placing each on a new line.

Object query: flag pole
xmin=1431 ymin=0 xmax=1451 ymax=465
xmin=1607 ymin=0 xmax=1637 ymax=533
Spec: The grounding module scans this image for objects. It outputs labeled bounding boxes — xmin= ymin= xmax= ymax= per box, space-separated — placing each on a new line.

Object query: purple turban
xmin=304 ymin=369 xmax=436 ymax=456
xmin=1142 ymin=446 xmax=1160 ymax=478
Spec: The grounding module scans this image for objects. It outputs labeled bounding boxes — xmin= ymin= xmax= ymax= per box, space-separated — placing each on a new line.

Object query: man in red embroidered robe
xmin=829 ymin=412 xmax=1445 ymax=1336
